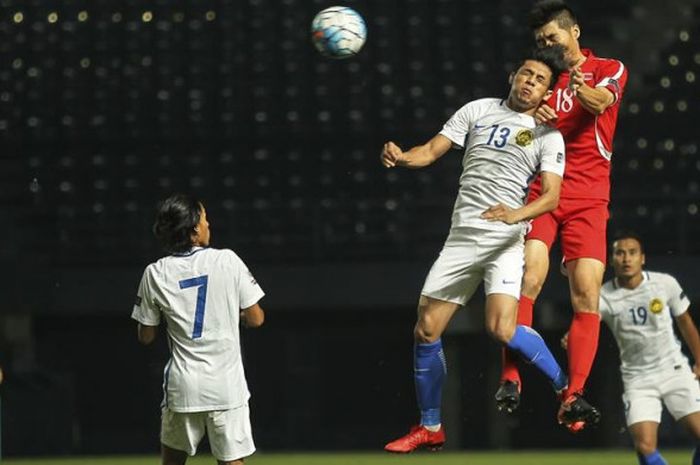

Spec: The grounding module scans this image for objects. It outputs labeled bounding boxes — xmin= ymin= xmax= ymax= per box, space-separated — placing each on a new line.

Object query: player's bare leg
xmin=162 ymin=444 xmax=188 ymax=465
xmin=558 ymin=257 xmax=604 ymax=431
xmin=497 ymin=239 xmax=550 ymax=413
xmin=384 ymin=296 xmax=459 ymax=453
xmin=414 ymin=295 xmax=461 ymax=344
xmin=679 ymin=411 xmax=700 ymax=464
xmin=217 ymin=460 xmax=244 ymax=465
xmin=629 ymin=421 xmax=666 ymax=464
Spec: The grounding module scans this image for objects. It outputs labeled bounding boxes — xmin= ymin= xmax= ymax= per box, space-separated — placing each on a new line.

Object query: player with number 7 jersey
xmin=131 ymin=194 xmax=265 ymax=464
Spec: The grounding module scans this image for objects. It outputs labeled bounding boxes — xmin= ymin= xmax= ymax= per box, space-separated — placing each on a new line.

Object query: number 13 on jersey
xmin=179 ymin=275 xmax=209 ymax=339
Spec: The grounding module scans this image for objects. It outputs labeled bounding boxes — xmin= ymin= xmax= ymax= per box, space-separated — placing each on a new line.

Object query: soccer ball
xmin=311 ymin=6 xmax=367 ymax=59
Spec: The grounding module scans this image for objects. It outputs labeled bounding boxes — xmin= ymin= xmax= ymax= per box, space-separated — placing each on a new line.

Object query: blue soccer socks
xmin=506 ymin=325 xmax=567 ymax=392
xmin=414 ymin=339 xmax=447 ymax=427
xmin=637 ymin=450 xmax=667 ymax=465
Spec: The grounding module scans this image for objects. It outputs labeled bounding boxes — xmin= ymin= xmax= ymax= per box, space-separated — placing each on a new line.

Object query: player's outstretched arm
xmin=380 ymin=135 xmax=452 ymax=169
xmin=137 ymin=323 xmax=158 ymax=345
xmin=675 ymin=311 xmax=700 ymax=378
xmin=241 ymin=303 xmax=265 ymax=328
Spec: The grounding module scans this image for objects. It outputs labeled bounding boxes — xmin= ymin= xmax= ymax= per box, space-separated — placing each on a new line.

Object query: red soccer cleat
xmin=384 ymin=425 xmax=446 ymax=453
xmin=557 ymin=392 xmax=600 ymax=433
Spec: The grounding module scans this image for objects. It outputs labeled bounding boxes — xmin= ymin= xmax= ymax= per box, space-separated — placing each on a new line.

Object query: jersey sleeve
xmin=439 ymin=100 xmax=480 ymax=148
xmin=131 ymin=266 xmax=161 ymax=326
xmin=232 ymin=254 xmax=265 ymax=309
xmin=666 ymin=275 xmax=691 ymax=317
xmin=595 ymin=59 xmax=627 ymax=106
xmin=538 ymin=129 xmax=565 ymax=177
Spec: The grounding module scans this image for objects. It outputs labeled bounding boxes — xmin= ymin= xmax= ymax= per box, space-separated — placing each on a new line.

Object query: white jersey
xmin=131 ymin=247 xmax=264 ymax=413
xmin=439 ymin=98 xmax=565 ymax=231
xmin=600 ymin=271 xmax=691 ymax=385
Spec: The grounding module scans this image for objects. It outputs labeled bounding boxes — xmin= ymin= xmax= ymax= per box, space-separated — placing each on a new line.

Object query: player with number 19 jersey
xmin=528 ymin=48 xmax=627 ymax=263
xmin=131 ymin=247 xmax=264 ymax=412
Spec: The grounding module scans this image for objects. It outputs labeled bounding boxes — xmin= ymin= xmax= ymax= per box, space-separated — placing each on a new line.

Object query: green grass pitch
xmin=0 ymin=451 xmax=694 ymax=465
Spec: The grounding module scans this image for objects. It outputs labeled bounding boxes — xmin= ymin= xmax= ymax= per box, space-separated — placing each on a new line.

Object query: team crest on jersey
xmin=515 ymin=129 xmax=534 ymax=147
xmin=649 ymin=298 xmax=664 ymax=314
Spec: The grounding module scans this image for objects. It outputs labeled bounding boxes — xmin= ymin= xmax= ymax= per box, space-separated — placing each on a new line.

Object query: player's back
xmin=141 ymin=247 xmax=263 ymax=412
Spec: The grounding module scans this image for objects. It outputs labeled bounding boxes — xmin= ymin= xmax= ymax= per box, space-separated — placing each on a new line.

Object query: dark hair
xmin=516 ymin=45 xmax=568 ymax=89
xmin=153 ymin=194 xmax=203 ymax=254
xmin=528 ymin=0 xmax=577 ymax=30
xmin=611 ymin=231 xmax=645 ymax=253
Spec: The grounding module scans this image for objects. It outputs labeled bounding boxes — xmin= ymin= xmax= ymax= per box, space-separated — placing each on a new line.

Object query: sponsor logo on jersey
xmin=649 ymin=297 xmax=664 ymax=314
xmin=583 ymin=72 xmax=594 ymax=81
xmin=515 ymin=129 xmax=534 ymax=147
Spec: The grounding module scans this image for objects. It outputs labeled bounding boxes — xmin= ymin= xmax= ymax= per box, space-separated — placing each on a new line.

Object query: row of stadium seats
xmin=0 ymin=1 xmax=695 ymax=264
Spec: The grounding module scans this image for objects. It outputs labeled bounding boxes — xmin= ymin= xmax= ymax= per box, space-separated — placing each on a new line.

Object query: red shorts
xmin=526 ymin=194 xmax=609 ymax=265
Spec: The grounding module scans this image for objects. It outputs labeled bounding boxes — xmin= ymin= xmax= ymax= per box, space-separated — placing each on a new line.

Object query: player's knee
xmin=485 ymin=320 xmax=515 ymax=345
xmin=570 ymin=287 xmax=600 ymax=312
xmin=414 ymin=319 xmax=440 ymax=343
xmin=634 ymin=437 xmax=657 ymax=456
xmin=521 ymin=270 xmax=545 ymax=297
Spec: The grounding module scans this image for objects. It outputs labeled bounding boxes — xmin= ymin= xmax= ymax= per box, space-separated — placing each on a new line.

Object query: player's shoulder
xmin=463 ymin=97 xmax=503 ymax=112
xmin=586 ymin=49 xmax=625 ymax=66
xmin=646 ymin=270 xmax=680 ymax=288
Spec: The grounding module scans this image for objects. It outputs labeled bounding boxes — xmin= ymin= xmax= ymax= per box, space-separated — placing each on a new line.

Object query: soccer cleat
xmin=495 ymin=380 xmax=521 ymax=413
xmin=384 ymin=425 xmax=445 ymax=453
xmin=557 ymin=392 xmax=601 ymax=432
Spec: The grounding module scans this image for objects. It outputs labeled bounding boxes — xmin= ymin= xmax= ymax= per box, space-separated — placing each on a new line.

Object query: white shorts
xmin=161 ymin=404 xmax=255 ymax=461
xmin=623 ymin=365 xmax=700 ymax=426
xmin=421 ymin=226 xmax=524 ymax=305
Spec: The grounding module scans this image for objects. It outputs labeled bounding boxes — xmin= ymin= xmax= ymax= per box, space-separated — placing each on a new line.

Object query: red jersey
xmin=530 ymin=49 xmax=627 ymax=201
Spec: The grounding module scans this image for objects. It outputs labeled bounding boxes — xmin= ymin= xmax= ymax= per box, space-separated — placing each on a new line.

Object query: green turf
xmin=0 ymin=450 xmax=695 ymax=465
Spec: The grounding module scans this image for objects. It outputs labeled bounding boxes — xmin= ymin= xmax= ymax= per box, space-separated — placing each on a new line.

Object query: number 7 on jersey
xmin=179 ymin=275 xmax=209 ymax=339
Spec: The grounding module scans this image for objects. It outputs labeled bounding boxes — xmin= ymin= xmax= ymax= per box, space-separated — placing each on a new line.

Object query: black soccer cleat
xmin=495 ymin=380 xmax=521 ymax=413
xmin=557 ymin=392 xmax=601 ymax=432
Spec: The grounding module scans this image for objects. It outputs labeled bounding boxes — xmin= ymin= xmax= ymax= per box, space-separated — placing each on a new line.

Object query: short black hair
xmin=515 ymin=45 xmax=568 ymax=89
xmin=153 ymin=194 xmax=203 ymax=254
xmin=528 ymin=0 xmax=578 ymax=30
xmin=611 ymin=231 xmax=645 ymax=253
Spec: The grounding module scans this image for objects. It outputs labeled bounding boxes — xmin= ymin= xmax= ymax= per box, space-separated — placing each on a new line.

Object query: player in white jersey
xmin=131 ymin=194 xmax=265 ymax=465
xmin=564 ymin=232 xmax=700 ymax=465
xmin=381 ymin=46 xmax=590 ymax=453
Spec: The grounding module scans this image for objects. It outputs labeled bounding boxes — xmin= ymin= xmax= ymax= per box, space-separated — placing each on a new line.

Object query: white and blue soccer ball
xmin=311 ymin=6 xmax=367 ymax=59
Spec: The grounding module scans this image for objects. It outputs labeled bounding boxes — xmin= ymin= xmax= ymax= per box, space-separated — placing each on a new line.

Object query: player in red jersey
xmin=495 ymin=0 xmax=628 ymax=432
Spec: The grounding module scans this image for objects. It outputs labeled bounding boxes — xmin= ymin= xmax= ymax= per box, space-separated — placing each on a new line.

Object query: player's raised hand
xmin=381 ymin=141 xmax=404 ymax=168
xmin=568 ymin=66 xmax=585 ymax=94
xmin=534 ymin=103 xmax=558 ymax=126
xmin=480 ymin=203 xmax=518 ymax=225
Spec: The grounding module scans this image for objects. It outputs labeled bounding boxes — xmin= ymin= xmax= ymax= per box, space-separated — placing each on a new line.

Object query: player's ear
xmin=508 ymin=72 xmax=515 ymax=85
xmin=571 ymin=24 xmax=580 ymax=40
xmin=543 ymin=89 xmax=553 ymax=100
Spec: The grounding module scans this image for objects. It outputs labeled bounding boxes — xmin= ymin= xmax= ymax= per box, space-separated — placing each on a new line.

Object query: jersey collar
xmin=613 ymin=270 xmax=648 ymax=290
xmin=172 ymin=246 xmax=208 ymax=257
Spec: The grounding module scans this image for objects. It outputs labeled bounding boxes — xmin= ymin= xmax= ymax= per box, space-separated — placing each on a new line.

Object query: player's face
xmin=534 ymin=21 xmax=580 ymax=66
xmin=508 ymin=60 xmax=553 ymax=111
xmin=611 ymin=238 xmax=645 ymax=279
xmin=194 ymin=205 xmax=211 ymax=247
